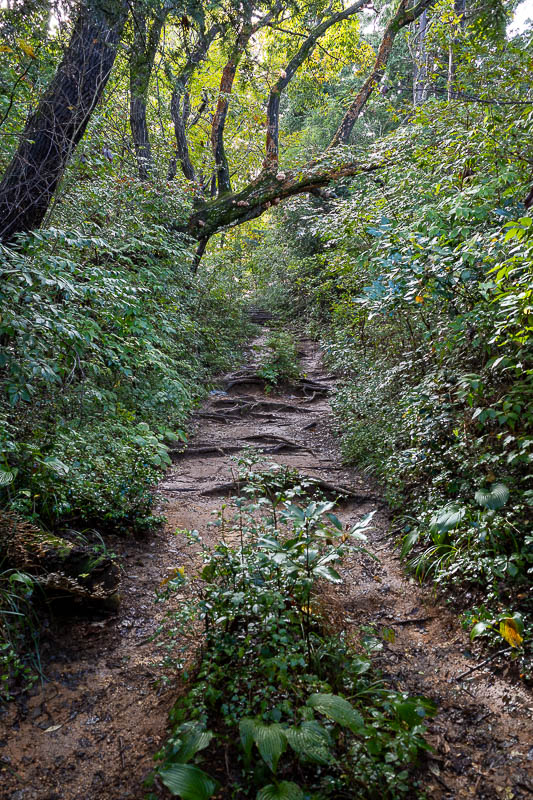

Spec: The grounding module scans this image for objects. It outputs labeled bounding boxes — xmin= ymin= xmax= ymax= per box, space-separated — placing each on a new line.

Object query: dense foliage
xmin=234 ymin=23 xmax=532 ymax=666
xmin=0 ymin=177 xmax=248 ymax=531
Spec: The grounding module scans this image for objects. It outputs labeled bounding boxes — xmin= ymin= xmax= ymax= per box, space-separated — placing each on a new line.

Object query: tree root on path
xmin=201 ymin=475 xmax=375 ymax=500
xmin=170 ymin=439 xmax=312 ymax=460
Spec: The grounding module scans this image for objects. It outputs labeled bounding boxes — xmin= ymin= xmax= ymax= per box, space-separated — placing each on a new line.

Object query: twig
xmin=455 ymin=647 xmax=511 ymax=681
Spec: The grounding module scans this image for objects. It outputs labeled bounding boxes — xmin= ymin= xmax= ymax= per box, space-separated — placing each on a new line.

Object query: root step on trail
xmin=2 ymin=331 xmax=532 ymax=799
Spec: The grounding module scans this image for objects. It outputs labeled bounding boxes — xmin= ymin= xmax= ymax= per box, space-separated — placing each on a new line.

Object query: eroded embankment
xmin=1 ymin=333 xmax=532 ymax=799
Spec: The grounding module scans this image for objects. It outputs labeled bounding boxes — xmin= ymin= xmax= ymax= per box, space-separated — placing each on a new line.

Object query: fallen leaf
xmin=44 ymin=724 xmax=63 ymax=733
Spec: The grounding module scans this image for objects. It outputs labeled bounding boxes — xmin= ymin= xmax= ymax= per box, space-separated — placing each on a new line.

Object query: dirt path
xmin=1 ymin=333 xmax=532 ymax=799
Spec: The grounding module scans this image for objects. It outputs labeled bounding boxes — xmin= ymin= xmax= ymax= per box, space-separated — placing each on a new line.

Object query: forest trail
xmin=1 ymin=331 xmax=532 ymax=800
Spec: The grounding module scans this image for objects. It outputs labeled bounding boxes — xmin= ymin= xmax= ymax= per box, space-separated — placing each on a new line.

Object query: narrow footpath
xmin=1 ymin=332 xmax=532 ymax=799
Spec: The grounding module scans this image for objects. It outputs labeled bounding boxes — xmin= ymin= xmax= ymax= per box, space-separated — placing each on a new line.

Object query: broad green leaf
xmin=257 ymin=781 xmax=304 ymax=800
xmin=159 ymin=763 xmax=218 ymax=800
xmin=401 ymin=530 xmax=419 ymax=558
xmin=314 ymin=564 xmax=342 ymax=583
xmin=172 ymin=723 xmax=213 ymax=763
xmin=470 ymin=621 xmax=491 ymax=640
xmin=430 ymin=504 xmax=465 ymax=534
xmin=474 ymin=483 xmax=509 ymax=510
xmin=239 ymin=718 xmax=256 ymax=763
xmin=285 ymin=721 xmax=332 ymax=764
xmin=306 ymin=693 xmax=364 ymax=733
xmin=254 ymin=722 xmax=287 ymax=772
xmin=0 ymin=470 xmax=15 ymax=486
xmin=326 ymin=512 xmax=343 ymax=530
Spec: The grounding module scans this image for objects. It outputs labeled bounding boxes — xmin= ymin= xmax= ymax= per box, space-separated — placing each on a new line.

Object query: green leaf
xmin=474 ymin=482 xmax=509 ymax=510
xmin=326 ymin=512 xmax=343 ymax=531
xmin=239 ymin=718 xmax=256 ymax=764
xmin=306 ymin=693 xmax=364 ymax=733
xmin=42 ymin=457 xmax=70 ymax=477
xmin=159 ymin=764 xmax=218 ymax=800
xmin=254 ymin=722 xmax=287 ymax=772
xmin=400 ymin=530 xmax=419 ymax=558
xmin=172 ymin=723 xmax=213 ymax=763
xmin=0 ymin=470 xmax=15 ymax=486
xmin=470 ymin=621 xmax=491 ymax=640
xmin=430 ymin=503 xmax=465 ymax=535
xmin=285 ymin=721 xmax=332 ymax=764
xmin=257 ymin=781 xmax=304 ymax=800
xmin=314 ymin=564 xmax=343 ymax=583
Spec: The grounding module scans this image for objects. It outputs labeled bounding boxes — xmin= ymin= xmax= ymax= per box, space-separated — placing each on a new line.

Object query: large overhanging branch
xmin=265 ymin=0 xmax=370 ymax=170
xmin=188 ymin=158 xmax=385 ymax=240
xmin=329 ymin=0 xmax=435 ymax=148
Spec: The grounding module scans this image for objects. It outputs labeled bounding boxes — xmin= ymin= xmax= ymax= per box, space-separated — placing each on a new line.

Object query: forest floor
xmin=1 ymin=331 xmax=533 ymax=800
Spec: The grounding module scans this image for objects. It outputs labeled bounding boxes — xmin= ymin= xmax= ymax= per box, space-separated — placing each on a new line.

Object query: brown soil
xmin=1 ymin=333 xmax=532 ymax=800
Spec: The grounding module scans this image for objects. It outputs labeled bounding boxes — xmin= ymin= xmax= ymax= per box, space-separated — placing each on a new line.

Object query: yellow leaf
xmin=415 ymin=295 xmax=424 ymax=303
xmin=499 ymin=618 xmax=523 ymax=648
xmin=17 ymin=39 xmax=36 ymax=58
xmin=160 ymin=566 xmax=185 ymax=587
xmin=0 ymin=45 xmax=14 ymax=53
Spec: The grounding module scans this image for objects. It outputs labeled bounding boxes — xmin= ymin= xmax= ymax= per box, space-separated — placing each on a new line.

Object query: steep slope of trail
xmin=1 ymin=331 xmax=532 ymax=799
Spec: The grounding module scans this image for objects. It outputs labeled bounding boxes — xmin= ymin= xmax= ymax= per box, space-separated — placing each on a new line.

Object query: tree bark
xmin=412 ymin=9 xmax=428 ymax=106
xmin=129 ymin=3 xmax=167 ymax=180
xmin=167 ymin=22 xmax=222 ymax=183
xmin=0 ymin=1 xmax=128 ymax=243
xmin=211 ymin=21 xmax=255 ymax=195
xmin=188 ymin=159 xmax=384 ymax=241
xmin=447 ymin=0 xmax=466 ymax=101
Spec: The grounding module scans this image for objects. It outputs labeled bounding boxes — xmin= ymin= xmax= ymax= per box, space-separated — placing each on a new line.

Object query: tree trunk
xmin=211 ymin=23 xmax=254 ymax=195
xmin=129 ymin=4 xmax=166 ymax=180
xmin=413 ymin=9 xmax=428 ymax=106
xmin=448 ymin=0 xmax=466 ymax=101
xmin=329 ymin=0 xmax=434 ymax=148
xmin=0 ymin=1 xmax=128 ymax=243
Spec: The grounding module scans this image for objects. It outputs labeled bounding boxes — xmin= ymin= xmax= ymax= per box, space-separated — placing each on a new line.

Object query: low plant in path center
xmin=147 ymin=457 xmax=435 ymax=799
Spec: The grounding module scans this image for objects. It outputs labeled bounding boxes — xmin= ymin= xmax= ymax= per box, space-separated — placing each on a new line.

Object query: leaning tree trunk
xmin=0 ymin=0 xmax=128 ymax=243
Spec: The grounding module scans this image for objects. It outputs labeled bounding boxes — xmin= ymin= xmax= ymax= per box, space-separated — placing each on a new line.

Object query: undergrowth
xmin=233 ymin=92 xmax=532 ymax=676
xmin=257 ymin=331 xmax=301 ymax=389
xmin=148 ymin=455 xmax=435 ymax=799
xmin=0 ymin=177 xmax=250 ymax=532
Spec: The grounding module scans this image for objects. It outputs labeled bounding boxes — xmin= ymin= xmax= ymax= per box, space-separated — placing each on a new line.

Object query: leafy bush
xmin=258 ymin=331 xmax=301 ymax=388
xmin=0 ymin=178 xmax=250 ymax=530
xmin=0 ymin=569 xmax=41 ymax=701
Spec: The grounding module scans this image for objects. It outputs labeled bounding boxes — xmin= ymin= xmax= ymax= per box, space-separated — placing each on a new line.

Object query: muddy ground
xmin=1 ymin=333 xmax=532 ymax=799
